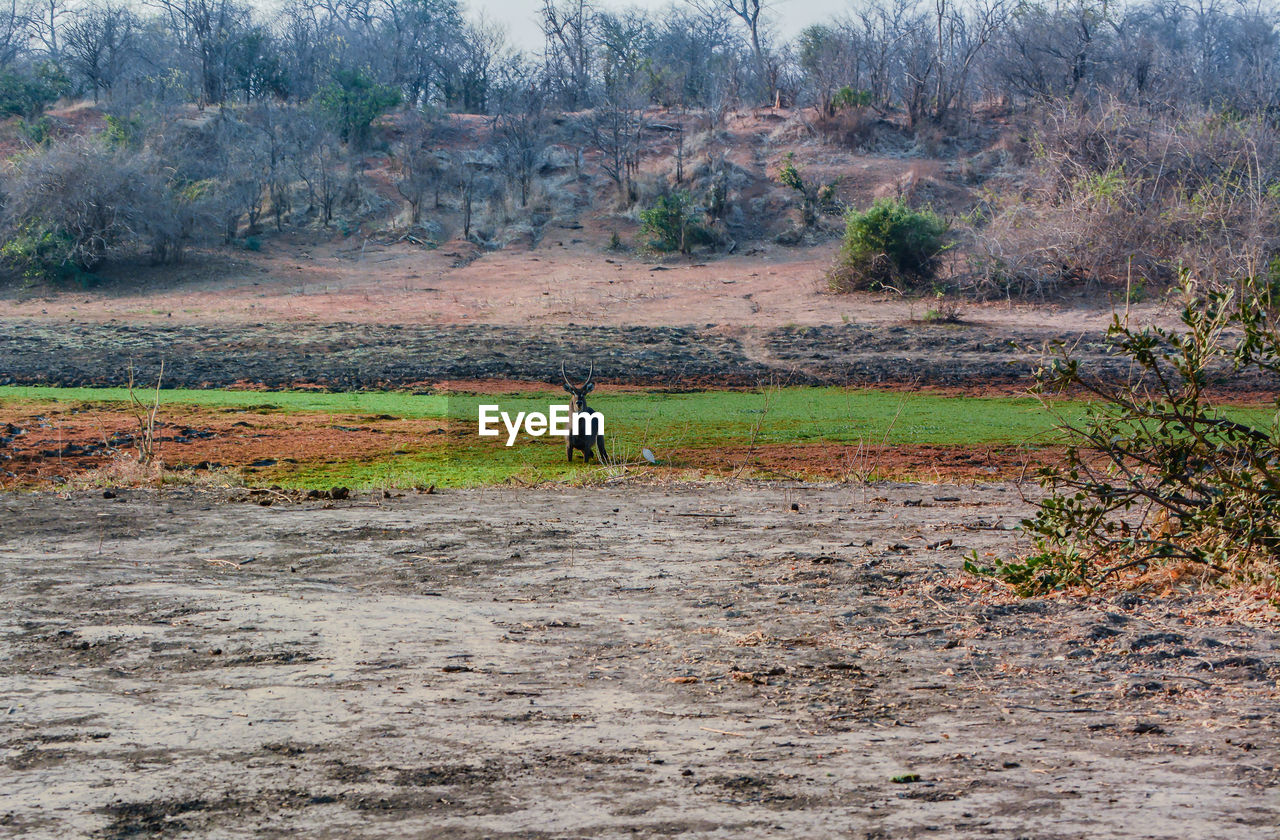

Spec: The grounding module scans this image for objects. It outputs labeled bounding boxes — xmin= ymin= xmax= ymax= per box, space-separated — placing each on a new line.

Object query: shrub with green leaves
xmin=0 ymin=62 xmax=69 ymax=120
xmin=831 ymin=86 xmax=872 ymax=110
xmin=103 ymin=113 xmax=146 ymax=150
xmin=313 ymin=68 xmax=401 ymax=149
xmin=828 ymin=198 xmax=948 ymax=292
xmin=0 ymin=222 xmax=80 ymax=282
xmin=776 ymin=152 xmax=840 ymax=228
xmin=966 ymin=274 xmax=1280 ymax=595
xmin=778 ymin=152 xmax=804 ymax=193
xmin=639 ymin=190 xmax=710 ymax=254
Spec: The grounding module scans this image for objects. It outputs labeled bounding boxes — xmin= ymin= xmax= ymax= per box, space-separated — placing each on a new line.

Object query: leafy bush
xmin=103 ymin=113 xmax=146 ymax=150
xmin=313 ymin=68 xmax=401 ymax=149
xmin=921 ymin=291 xmax=962 ymax=323
xmin=0 ymin=62 xmax=69 ymax=120
xmin=776 ymin=152 xmax=840 ymax=228
xmin=777 ymin=152 xmax=804 ymax=193
xmin=828 ymin=198 xmax=948 ymax=292
xmin=831 ymin=86 xmax=872 ymax=110
xmin=639 ymin=190 xmax=711 ymax=254
xmin=17 ymin=116 xmax=52 ymax=145
xmin=967 ymin=274 xmax=1280 ymax=594
xmin=0 ymin=223 xmax=82 ymax=282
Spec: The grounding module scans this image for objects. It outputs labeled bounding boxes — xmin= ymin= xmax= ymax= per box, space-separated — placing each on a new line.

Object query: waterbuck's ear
xmin=562 ymin=382 xmax=574 ymax=393
xmin=584 ymin=382 xmax=594 ymax=393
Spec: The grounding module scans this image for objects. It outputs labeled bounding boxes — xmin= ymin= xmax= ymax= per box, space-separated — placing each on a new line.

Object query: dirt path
xmin=0 ymin=240 xmax=1150 ymax=331
xmin=2 ymin=485 xmax=1276 ymax=838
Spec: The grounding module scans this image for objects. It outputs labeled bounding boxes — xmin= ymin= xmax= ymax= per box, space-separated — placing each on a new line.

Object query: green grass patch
xmin=0 ymin=385 xmax=454 ymax=417
xmin=3 ymin=385 xmax=1273 ymax=490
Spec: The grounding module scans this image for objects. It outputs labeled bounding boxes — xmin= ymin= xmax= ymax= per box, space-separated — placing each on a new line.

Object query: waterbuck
xmin=562 ymin=360 xmax=607 ymax=464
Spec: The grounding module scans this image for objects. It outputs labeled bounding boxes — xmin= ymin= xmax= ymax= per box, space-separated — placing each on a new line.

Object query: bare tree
xmin=63 ymin=2 xmax=139 ymax=102
xmin=932 ymin=0 xmax=1009 ymax=121
xmin=692 ymin=0 xmax=770 ymax=100
xmin=597 ymin=8 xmax=651 ymax=98
xmin=379 ymin=0 xmax=463 ymax=107
xmin=150 ymin=0 xmax=252 ymax=106
xmin=0 ymin=0 xmax=32 ymax=68
xmin=30 ymin=0 xmax=69 ymax=59
xmin=492 ymin=73 xmax=550 ymax=207
xmin=453 ymin=15 xmax=507 ymax=113
xmin=541 ymin=0 xmax=592 ymax=109
xmin=587 ymin=91 xmax=642 ymax=204
xmin=393 ymin=112 xmax=442 ymax=224
xmin=455 ymin=162 xmax=496 ymax=240
xmin=289 ymin=119 xmax=344 ymax=227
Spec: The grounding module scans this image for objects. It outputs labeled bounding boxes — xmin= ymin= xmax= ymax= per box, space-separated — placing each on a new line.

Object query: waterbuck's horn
xmin=584 ymin=360 xmax=594 ymax=387
xmin=561 ymin=360 xmax=573 ymax=389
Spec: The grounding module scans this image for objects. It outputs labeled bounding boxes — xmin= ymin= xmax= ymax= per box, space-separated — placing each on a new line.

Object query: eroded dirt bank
xmin=2 ymin=484 xmax=1276 ymax=838
xmin=1 ymin=319 xmax=1130 ymax=389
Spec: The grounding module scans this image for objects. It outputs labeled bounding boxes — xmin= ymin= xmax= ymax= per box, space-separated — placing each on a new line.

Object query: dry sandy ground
xmin=2 ymin=484 xmax=1276 ymax=839
xmin=0 ymin=237 xmax=1166 ymax=332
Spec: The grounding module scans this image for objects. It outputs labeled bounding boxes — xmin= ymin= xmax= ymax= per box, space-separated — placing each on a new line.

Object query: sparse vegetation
xmin=0 ymin=0 xmax=1268 ymax=292
xmin=126 ymin=360 xmax=164 ymax=466
xmin=5 ymin=382 xmax=1273 ymax=491
xmin=0 ymin=384 xmax=1073 ymax=489
xmin=776 ymin=151 xmax=840 ymax=229
xmin=968 ymin=275 xmax=1280 ymax=594
xmin=921 ymin=291 xmax=962 ymax=323
xmin=958 ymin=107 xmax=1280 ymax=298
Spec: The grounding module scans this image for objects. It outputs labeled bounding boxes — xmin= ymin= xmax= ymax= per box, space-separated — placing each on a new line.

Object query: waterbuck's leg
xmin=567 ymin=437 xmax=574 ymax=463
xmin=596 ymin=436 xmax=608 ymax=464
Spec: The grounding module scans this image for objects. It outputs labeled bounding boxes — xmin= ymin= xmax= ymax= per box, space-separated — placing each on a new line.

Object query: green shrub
xmin=966 ymin=273 xmax=1280 ymax=595
xmin=832 ymin=86 xmax=873 ymax=110
xmin=17 ymin=116 xmax=52 ymax=145
xmin=0 ymin=62 xmax=69 ymax=120
xmin=828 ymin=198 xmax=948 ymax=293
xmin=104 ymin=113 xmax=145 ymax=150
xmin=777 ymin=152 xmax=804 ymax=193
xmin=638 ymin=190 xmax=710 ymax=254
xmin=313 ymin=68 xmax=401 ymax=149
xmin=0 ymin=222 xmax=81 ymax=282
xmin=777 ymin=152 xmax=841 ymax=228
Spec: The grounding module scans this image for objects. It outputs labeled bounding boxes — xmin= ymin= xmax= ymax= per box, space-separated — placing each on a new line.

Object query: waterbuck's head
xmin=561 ymin=360 xmax=595 ymax=413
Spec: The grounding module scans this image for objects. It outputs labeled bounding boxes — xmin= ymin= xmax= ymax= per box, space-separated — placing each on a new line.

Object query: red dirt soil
xmin=0 ymin=403 xmax=1056 ymax=488
xmin=0 ymin=406 xmax=447 ymax=487
xmin=675 ymin=442 xmax=1057 ymax=482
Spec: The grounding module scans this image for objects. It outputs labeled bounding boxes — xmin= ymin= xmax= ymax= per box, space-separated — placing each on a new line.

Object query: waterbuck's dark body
xmin=563 ymin=361 xmax=607 ymax=464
